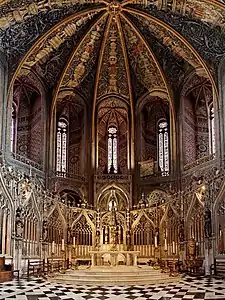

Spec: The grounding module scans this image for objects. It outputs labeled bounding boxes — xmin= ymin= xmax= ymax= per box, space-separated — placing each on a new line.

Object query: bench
xmin=211 ymin=258 xmax=225 ymax=277
xmin=47 ymin=259 xmax=65 ymax=273
xmin=27 ymin=260 xmax=45 ymax=278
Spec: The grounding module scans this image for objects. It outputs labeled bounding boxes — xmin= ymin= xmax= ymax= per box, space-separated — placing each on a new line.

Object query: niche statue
xmin=42 ymin=220 xmax=48 ymax=242
xmin=15 ymin=207 xmax=24 ymax=238
xmin=95 ymin=230 xmax=100 ymax=249
xmin=204 ymin=208 xmax=212 ymax=238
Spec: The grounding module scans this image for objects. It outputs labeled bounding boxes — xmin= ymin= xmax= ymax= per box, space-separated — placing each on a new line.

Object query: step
xmin=53 ymin=266 xmax=180 ymax=285
xmin=53 ymin=277 xmax=179 ymax=285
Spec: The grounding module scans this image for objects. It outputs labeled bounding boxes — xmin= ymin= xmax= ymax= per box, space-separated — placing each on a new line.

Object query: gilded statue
xmin=95 ymin=230 xmax=100 ymax=249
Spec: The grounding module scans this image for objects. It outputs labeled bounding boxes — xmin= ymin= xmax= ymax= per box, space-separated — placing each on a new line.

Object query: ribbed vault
xmin=1 ymin=0 xmax=223 ymax=102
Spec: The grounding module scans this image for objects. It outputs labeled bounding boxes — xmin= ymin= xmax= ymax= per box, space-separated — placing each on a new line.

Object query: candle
xmin=73 ymin=236 xmax=76 ymax=248
xmin=52 ymin=241 xmax=55 ymax=254
xmin=62 ymin=239 xmax=65 ymax=251
xmin=154 ymin=236 xmax=158 ymax=248
xmin=172 ymin=241 xmax=176 ymax=254
xmin=164 ymin=238 xmax=167 ymax=251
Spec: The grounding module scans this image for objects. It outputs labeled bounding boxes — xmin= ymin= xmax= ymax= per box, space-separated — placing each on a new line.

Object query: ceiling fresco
xmin=0 ymin=0 xmax=224 ymax=107
xmin=97 ymin=18 xmax=130 ymax=100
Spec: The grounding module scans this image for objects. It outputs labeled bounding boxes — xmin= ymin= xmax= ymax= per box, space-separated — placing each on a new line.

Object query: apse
xmin=0 ymin=0 xmax=225 ymax=285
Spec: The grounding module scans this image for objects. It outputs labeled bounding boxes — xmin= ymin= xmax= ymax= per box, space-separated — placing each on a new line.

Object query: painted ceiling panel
xmin=0 ymin=0 xmax=222 ymax=107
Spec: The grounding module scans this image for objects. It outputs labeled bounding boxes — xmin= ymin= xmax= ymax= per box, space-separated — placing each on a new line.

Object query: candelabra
xmin=170 ymin=252 xmax=179 ymax=277
xmin=162 ymin=249 xmax=170 ymax=273
xmin=153 ymin=245 xmax=160 ymax=270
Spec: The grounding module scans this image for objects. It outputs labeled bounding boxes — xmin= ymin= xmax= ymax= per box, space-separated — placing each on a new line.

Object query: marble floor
xmin=0 ymin=275 xmax=225 ymax=300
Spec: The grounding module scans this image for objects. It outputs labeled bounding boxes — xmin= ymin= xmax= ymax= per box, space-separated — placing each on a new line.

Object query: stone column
xmin=204 ymin=237 xmax=214 ymax=275
xmin=67 ymin=245 xmax=72 ymax=267
xmin=42 ymin=242 xmax=48 ymax=263
xmin=91 ymin=253 xmax=95 ymax=267
xmin=14 ymin=238 xmax=23 ymax=272
xmin=126 ymin=253 xmax=131 ymax=266
xmin=133 ymin=254 xmax=138 ymax=266
xmin=2 ymin=211 xmax=6 ymax=254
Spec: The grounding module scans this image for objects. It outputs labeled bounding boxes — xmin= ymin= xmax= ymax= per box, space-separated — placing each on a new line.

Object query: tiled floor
xmin=0 ymin=276 xmax=225 ymax=299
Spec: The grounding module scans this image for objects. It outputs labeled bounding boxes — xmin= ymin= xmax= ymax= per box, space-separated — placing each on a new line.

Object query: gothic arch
xmin=47 ymin=203 xmax=67 ymax=233
xmin=96 ymin=184 xmax=129 ymax=210
xmin=71 ymin=211 xmax=95 ymax=232
xmin=131 ymin=211 xmax=155 ymax=230
xmin=180 ymin=71 xmax=216 ymax=167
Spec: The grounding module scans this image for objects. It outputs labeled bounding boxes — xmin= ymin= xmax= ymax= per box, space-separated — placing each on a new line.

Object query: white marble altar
xmin=89 ymin=250 xmax=140 ymax=267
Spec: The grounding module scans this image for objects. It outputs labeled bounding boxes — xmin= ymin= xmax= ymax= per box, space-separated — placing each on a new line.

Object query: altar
xmin=89 ymin=250 xmax=140 ymax=267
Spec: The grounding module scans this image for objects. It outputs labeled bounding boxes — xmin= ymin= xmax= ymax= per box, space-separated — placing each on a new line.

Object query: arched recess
xmin=54 ymin=90 xmax=87 ymax=177
xmin=59 ymin=189 xmax=82 ymax=207
xmin=96 ymin=96 xmax=129 ymax=174
xmin=72 ymin=214 xmax=93 ymax=246
xmin=9 ymin=73 xmax=47 ymax=169
xmin=186 ymin=193 xmax=204 ymax=257
xmin=46 ymin=205 xmax=67 ymax=256
xmin=97 ymin=185 xmax=128 ymax=212
xmin=136 ymin=91 xmax=171 ymax=176
xmin=160 ymin=204 xmax=180 ymax=256
xmin=22 ymin=193 xmax=42 ymax=257
xmin=132 ymin=214 xmax=155 ymax=257
xmin=0 ymin=193 xmax=13 ymax=256
xmin=181 ymin=72 xmax=216 ymax=168
xmin=147 ymin=189 xmax=170 ymax=206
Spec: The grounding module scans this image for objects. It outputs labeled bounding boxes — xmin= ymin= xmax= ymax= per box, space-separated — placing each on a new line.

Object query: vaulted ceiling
xmin=1 ymin=0 xmax=225 ymax=108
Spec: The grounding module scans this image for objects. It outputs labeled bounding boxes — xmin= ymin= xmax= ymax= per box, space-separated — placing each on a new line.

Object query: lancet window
xmin=56 ymin=119 xmax=68 ymax=173
xmin=209 ymin=104 xmax=215 ymax=155
xmin=108 ymin=127 xmax=118 ymax=173
xmin=158 ymin=120 xmax=169 ymax=176
xmin=11 ymin=104 xmax=17 ymax=153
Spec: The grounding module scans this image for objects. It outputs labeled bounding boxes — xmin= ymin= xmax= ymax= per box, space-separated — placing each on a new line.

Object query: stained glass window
xmin=56 ymin=120 xmax=68 ymax=173
xmin=158 ymin=120 xmax=169 ymax=176
xmin=108 ymin=127 xmax=118 ymax=173
xmin=209 ymin=105 xmax=215 ymax=155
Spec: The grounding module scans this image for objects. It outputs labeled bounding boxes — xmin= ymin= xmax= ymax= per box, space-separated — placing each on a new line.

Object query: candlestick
xmin=164 ymin=238 xmax=167 ymax=251
xmin=52 ymin=241 xmax=55 ymax=254
xmin=172 ymin=241 xmax=176 ymax=254
xmin=62 ymin=238 xmax=65 ymax=251
xmin=73 ymin=236 xmax=75 ymax=248
xmin=154 ymin=236 xmax=158 ymax=248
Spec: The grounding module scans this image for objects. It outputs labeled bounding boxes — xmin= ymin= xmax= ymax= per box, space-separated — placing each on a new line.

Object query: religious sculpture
xmin=15 ymin=207 xmax=24 ymax=238
xmin=187 ymin=237 xmax=196 ymax=260
xmin=178 ymin=220 xmax=185 ymax=243
xmin=42 ymin=220 xmax=48 ymax=242
xmin=108 ymin=197 xmax=118 ymax=250
xmin=95 ymin=230 xmax=100 ymax=249
xmin=126 ymin=230 xmax=132 ymax=251
xmin=204 ymin=208 xmax=212 ymax=238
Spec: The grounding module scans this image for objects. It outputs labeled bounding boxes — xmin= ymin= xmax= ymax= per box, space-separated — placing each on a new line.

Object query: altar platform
xmin=53 ymin=265 xmax=180 ymax=285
